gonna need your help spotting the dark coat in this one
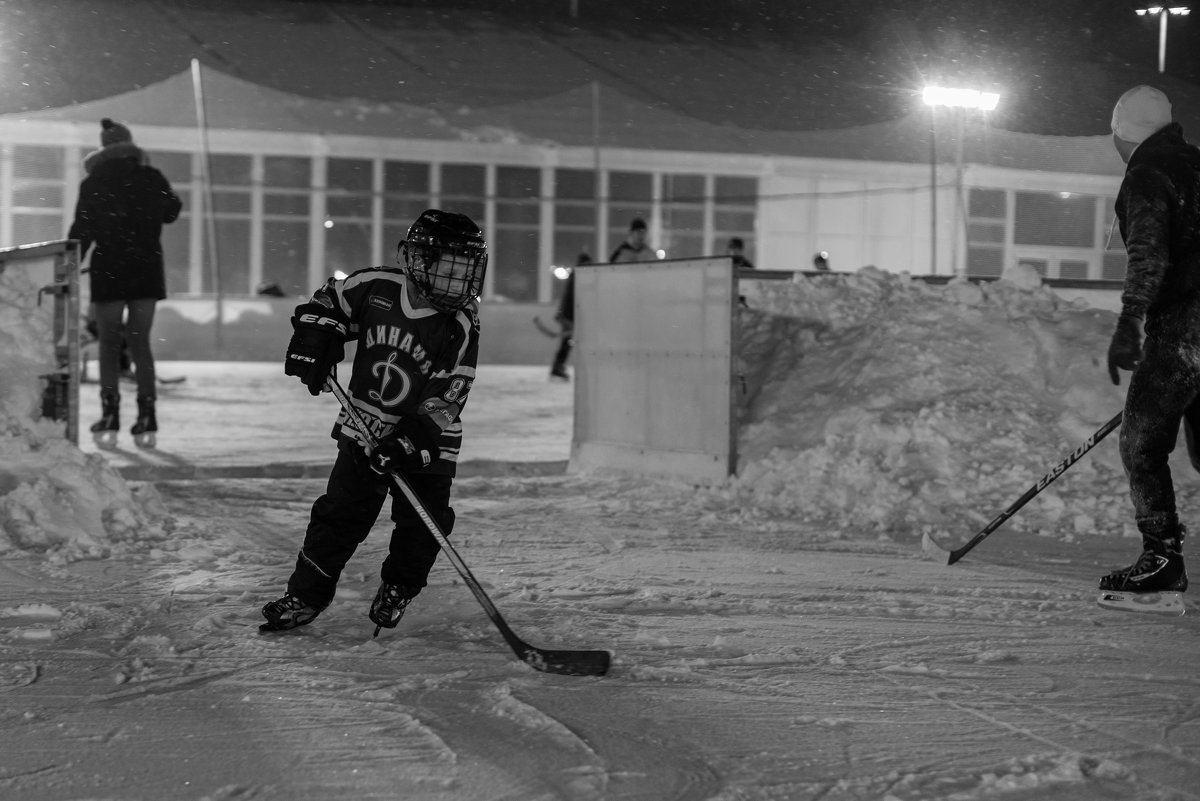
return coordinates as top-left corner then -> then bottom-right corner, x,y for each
68,144 -> 182,303
556,270 -> 575,324
1115,122 -> 1200,334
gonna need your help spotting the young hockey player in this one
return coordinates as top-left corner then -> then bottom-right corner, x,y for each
1100,85 -> 1197,614
261,209 -> 487,633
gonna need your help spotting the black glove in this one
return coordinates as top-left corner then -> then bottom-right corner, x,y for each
1107,312 -> 1144,386
284,310 -> 345,396
368,418 -> 441,474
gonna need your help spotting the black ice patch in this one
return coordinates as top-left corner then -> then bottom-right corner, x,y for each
369,295 -> 394,311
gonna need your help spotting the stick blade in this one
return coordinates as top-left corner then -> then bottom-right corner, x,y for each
921,531 -> 953,565
521,647 -> 612,676
1096,590 -> 1186,616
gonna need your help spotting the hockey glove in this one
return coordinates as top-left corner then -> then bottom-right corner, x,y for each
1107,312 -> 1144,386
284,308 -> 346,396
368,418 -> 441,475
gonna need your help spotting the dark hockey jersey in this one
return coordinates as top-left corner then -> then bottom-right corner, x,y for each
307,266 -> 480,476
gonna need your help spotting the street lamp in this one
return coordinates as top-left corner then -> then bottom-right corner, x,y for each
922,85 -> 1001,275
1136,6 -> 1190,73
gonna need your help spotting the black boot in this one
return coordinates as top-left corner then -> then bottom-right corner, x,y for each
368,581 -> 418,636
130,394 -> 157,449
90,390 -> 119,448
1099,526 -> 1188,593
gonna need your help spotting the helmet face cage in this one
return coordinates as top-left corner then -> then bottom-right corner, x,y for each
397,210 -> 488,312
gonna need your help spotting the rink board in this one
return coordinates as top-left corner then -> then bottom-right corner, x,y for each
0,239 -> 81,443
571,257 -> 736,482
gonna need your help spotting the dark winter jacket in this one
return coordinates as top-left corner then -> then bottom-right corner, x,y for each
556,270 -> 575,324
1114,123 -> 1200,335
68,143 -> 182,303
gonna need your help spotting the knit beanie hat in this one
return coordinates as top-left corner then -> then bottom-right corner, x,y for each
1111,86 -> 1172,144
100,118 -> 133,148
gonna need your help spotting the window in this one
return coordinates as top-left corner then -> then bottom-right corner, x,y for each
553,168 -> 596,269
966,188 -> 1006,277
714,175 -> 758,263
439,163 -> 484,224
493,166 -> 540,301
149,150 -> 194,296
325,158 -> 373,277
9,145 -> 65,249
1014,192 -> 1094,247
262,156 -> 310,295
196,154 -> 254,295
606,171 -> 651,258
1101,198 -> 1126,280
661,173 -> 705,260
384,161 -> 430,253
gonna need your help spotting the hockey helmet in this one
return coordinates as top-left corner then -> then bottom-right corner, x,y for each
397,209 -> 488,312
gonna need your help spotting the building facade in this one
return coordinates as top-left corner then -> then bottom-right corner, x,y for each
0,67 -> 1128,360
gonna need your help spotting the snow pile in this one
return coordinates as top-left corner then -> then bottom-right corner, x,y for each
720,266 -> 1135,542
0,263 -> 172,561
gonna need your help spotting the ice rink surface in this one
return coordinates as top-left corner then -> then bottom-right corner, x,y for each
2,361 -> 1197,801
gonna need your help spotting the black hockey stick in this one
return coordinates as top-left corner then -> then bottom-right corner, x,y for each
326,376 -> 611,677
532,316 -> 560,339
923,411 -> 1122,565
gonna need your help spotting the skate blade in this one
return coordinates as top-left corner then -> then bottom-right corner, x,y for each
1096,590 -> 1186,616
133,432 -> 157,449
93,431 -> 118,450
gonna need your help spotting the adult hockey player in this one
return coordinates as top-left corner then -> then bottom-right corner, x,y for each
1101,85 -> 1198,612
262,209 -> 487,633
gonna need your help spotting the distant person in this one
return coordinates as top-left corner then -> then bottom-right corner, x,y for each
262,209 -> 488,635
69,118 -> 181,450
726,237 -> 755,308
609,217 -> 655,263
726,237 -> 755,270
1101,84 -> 1198,611
812,251 -> 830,271
550,252 -> 589,381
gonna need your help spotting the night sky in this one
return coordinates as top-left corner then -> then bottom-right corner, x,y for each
2,0 -> 1198,136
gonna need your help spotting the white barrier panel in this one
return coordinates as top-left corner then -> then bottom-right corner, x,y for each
571,257 -> 736,482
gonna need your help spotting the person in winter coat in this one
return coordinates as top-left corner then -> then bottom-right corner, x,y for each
608,217 -> 656,263
549,252 -> 589,380
68,118 -> 182,449
1101,85 -> 1198,607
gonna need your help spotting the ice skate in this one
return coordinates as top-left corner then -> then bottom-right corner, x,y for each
549,366 -> 570,382
1096,529 -> 1188,616
90,390 -> 119,449
260,593 -> 322,632
368,581 -> 416,636
130,394 -> 157,449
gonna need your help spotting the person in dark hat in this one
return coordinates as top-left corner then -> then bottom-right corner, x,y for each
726,237 -> 755,270
69,118 -> 182,450
608,216 -> 655,263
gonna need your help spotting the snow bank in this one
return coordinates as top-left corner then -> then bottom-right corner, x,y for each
721,266 -> 1134,541
0,263 -> 172,561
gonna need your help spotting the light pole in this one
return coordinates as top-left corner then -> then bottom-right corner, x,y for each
1136,6 -> 1190,73
922,86 -> 1001,275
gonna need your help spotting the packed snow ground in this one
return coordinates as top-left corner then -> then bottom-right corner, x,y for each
2,266 -> 1199,801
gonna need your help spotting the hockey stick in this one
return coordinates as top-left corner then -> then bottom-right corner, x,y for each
532,316 -> 561,339
923,411 -> 1122,565
325,376 -> 611,677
